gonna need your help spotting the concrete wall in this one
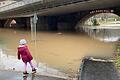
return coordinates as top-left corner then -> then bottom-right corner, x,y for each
79,58 -> 119,80
57,22 -> 74,31
47,16 -> 58,31
36,15 -> 77,31
0,20 -> 6,28
37,17 -> 48,31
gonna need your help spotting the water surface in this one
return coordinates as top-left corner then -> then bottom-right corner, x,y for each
0,28 -> 115,73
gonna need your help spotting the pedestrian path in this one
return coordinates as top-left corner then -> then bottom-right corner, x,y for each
0,70 -> 67,80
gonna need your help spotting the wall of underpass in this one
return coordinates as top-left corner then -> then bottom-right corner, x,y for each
36,13 -> 79,31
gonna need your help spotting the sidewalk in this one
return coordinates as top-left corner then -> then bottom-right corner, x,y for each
0,70 -> 67,80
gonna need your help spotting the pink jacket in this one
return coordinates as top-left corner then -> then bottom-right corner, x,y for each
17,45 -> 33,63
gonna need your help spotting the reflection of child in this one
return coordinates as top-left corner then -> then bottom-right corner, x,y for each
17,39 -> 36,74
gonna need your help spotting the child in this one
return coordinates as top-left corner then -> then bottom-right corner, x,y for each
17,39 -> 36,74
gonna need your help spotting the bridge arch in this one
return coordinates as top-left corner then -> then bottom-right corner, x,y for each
4,18 -> 15,28
76,9 -> 119,30
75,10 -> 120,42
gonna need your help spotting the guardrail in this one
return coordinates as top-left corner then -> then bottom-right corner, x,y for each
0,0 -> 90,13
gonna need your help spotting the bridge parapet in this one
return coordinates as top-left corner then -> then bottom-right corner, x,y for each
0,0 -> 90,13
0,0 -> 43,12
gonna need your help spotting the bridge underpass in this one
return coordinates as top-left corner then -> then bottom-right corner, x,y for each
0,0 -> 120,17
0,0 -> 120,80
0,0 -> 120,31
1,11 -> 120,32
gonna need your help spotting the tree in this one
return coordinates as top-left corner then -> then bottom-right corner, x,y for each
92,19 -> 99,26
114,41 -> 120,72
115,42 -> 120,55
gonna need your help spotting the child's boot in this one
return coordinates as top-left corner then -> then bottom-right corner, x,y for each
32,68 -> 36,73
23,71 -> 28,74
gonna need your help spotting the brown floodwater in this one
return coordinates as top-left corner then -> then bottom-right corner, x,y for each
0,28 -> 115,74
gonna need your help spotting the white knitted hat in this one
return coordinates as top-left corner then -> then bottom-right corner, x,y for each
19,39 -> 27,45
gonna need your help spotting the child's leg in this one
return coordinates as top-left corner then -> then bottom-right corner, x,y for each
29,61 -> 36,73
24,62 -> 27,73
29,61 -> 35,70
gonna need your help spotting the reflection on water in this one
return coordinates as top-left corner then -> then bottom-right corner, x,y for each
83,26 -> 120,42
0,28 -> 115,74
96,29 -> 120,42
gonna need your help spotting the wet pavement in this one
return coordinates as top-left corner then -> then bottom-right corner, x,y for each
0,70 -> 67,80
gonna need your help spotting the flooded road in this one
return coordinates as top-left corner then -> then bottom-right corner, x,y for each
0,28 -> 115,73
